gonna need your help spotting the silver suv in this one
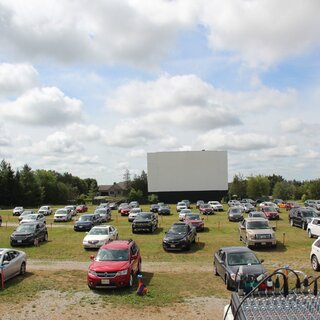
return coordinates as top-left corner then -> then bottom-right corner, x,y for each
239,218 -> 277,248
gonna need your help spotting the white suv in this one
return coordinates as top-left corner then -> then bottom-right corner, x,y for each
310,238 -> 320,271
208,201 -> 224,211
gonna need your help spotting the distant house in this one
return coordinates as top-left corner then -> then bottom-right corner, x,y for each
98,182 -> 128,197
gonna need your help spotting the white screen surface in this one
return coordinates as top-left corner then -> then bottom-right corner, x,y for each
147,151 -> 228,192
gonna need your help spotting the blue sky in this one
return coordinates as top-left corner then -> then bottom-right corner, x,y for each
0,0 -> 319,184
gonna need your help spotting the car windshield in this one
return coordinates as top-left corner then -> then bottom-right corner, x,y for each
247,221 -> 270,229
135,213 -> 153,220
40,206 -> 48,210
89,228 -> 109,235
251,213 -> 265,218
95,209 -> 106,214
96,248 -> 129,261
56,210 -> 67,214
168,224 -> 188,234
227,252 -> 261,266
202,204 -> 210,208
230,208 -> 241,214
79,215 -> 92,222
24,214 -> 37,220
302,211 -> 316,217
185,214 -> 200,220
16,224 -> 36,232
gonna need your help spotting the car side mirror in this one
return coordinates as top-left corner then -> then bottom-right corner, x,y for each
260,259 -> 265,263
90,255 -> 95,260
272,226 -> 277,231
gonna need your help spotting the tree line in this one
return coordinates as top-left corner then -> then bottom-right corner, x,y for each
229,173 -> 320,201
0,160 -> 98,208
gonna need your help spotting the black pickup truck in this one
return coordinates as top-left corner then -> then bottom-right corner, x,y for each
132,212 -> 158,233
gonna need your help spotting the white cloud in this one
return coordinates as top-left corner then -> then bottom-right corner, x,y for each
280,117 -> 303,133
0,63 -> 38,96
200,0 -> 320,68
305,150 -> 319,159
0,87 -> 83,126
196,130 -> 276,151
66,123 -> 103,141
129,149 -> 146,158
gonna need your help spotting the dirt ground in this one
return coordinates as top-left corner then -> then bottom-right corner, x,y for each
0,260 -> 229,320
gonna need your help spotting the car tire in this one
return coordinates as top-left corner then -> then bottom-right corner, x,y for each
44,233 -> 48,242
214,263 -> 219,276
302,222 -> 306,230
290,219 -> 294,227
185,242 -> 191,251
20,262 -> 26,275
311,255 -> 320,271
132,229 -> 136,234
308,229 -> 313,238
225,274 -> 232,290
129,272 -> 134,287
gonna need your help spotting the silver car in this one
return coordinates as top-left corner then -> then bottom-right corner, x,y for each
0,248 -> 27,282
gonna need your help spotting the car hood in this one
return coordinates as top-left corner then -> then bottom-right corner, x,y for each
12,231 -> 35,236
83,235 -> 110,242
229,264 -> 267,276
89,260 -> 130,272
164,233 -> 187,241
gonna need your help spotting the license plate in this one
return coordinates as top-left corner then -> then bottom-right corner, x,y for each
101,279 -> 110,284
261,242 -> 266,245
18,240 -> 22,243
79,226 -> 83,228
170,244 -> 176,248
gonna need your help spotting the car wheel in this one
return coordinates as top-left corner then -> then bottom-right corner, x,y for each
132,229 -> 136,234
290,219 -> 294,226
225,274 -> 232,290
44,233 -> 48,242
185,242 -> 191,251
214,263 -> 219,276
129,272 -> 134,287
302,222 -> 306,230
192,236 -> 196,243
311,255 -> 320,271
116,234 -> 119,240
308,229 -> 313,238
20,262 -> 26,275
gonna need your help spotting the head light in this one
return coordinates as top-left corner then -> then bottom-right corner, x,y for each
116,269 -> 128,276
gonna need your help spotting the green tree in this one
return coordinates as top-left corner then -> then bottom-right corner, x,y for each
272,181 -> 295,200
247,175 -> 270,200
123,169 -> 131,190
0,160 -> 17,206
128,188 -> 143,202
130,170 -> 148,197
229,173 -> 247,199
267,174 -> 284,195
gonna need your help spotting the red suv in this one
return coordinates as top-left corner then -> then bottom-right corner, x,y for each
87,239 -> 141,289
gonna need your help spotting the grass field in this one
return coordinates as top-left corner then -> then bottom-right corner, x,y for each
0,203 -> 317,306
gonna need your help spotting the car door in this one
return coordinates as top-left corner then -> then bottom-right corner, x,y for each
215,250 -> 226,277
296,211 -> 302,227
109,226 -> 116,239
1,252 -> 13,280
130,243 -> 139,273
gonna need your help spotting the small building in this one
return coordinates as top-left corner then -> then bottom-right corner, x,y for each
98,182 -> 128,197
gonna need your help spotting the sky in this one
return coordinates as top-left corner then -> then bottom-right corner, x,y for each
0,0 -> 320,185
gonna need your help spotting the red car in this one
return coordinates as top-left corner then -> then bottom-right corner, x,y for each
120,206 -> 131,216
260,206 -> 279,220
184,213 -> 204,231
76,204 -> 88,213
87,239 -> 141,289
199,204 -> 214,215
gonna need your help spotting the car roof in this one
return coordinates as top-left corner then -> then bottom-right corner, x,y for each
101,239 -> 133,249
245,217 -> 268,222
219,246 -> 254,253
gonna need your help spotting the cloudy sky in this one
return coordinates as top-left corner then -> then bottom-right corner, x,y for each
0,0 -> 319,184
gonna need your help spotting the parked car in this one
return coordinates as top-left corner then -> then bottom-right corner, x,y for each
87,239 -> 141,289
54,208 -> 72,222
10,222 -> 48,246
248,211 -> 267,219
82,225 -> 118,249
228,200 -> 241,207
18,210 -> 36,222
239,218 -> 277,248
181,200 -> 191,208
199,203 -> 214,215
65,205 -> 77,216
118,203 -> 129,213
108,202 -> 118,210
20,213 -> 46,224
184,213 -> 204,231
289,207 -> 318,230
307,218 -> 320,238
76,204 -> 88,213
208,201 -> 224,212
176,202 -> 187,212
305,199 -> 317,208
13,207 -> 24,216
0,248 -> 27,282
120,205 -> 131,216
241,198 -> 256,206
162,222 -> 196,251
285,201 -> 300,211
260,206 -> 279,220
196,200 -> 204,209
132,212 -> 158,233
129,201 -> 139,208
227,207 -> 243,222
213,246 -> 267,290
179,208 -> 192,221
38,205 -> 52,216
158,204 -> 171,215
311,238 -> 320,271
94,208 -> 111,223
128,208 -> 142,222
274,199 -> 286,208
150,204 -> 160,213
259,202 -> 280,213
242,203 -> 255,213
74,214 -> 99,231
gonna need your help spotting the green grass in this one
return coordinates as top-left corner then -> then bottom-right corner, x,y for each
0,202 -> 317,306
